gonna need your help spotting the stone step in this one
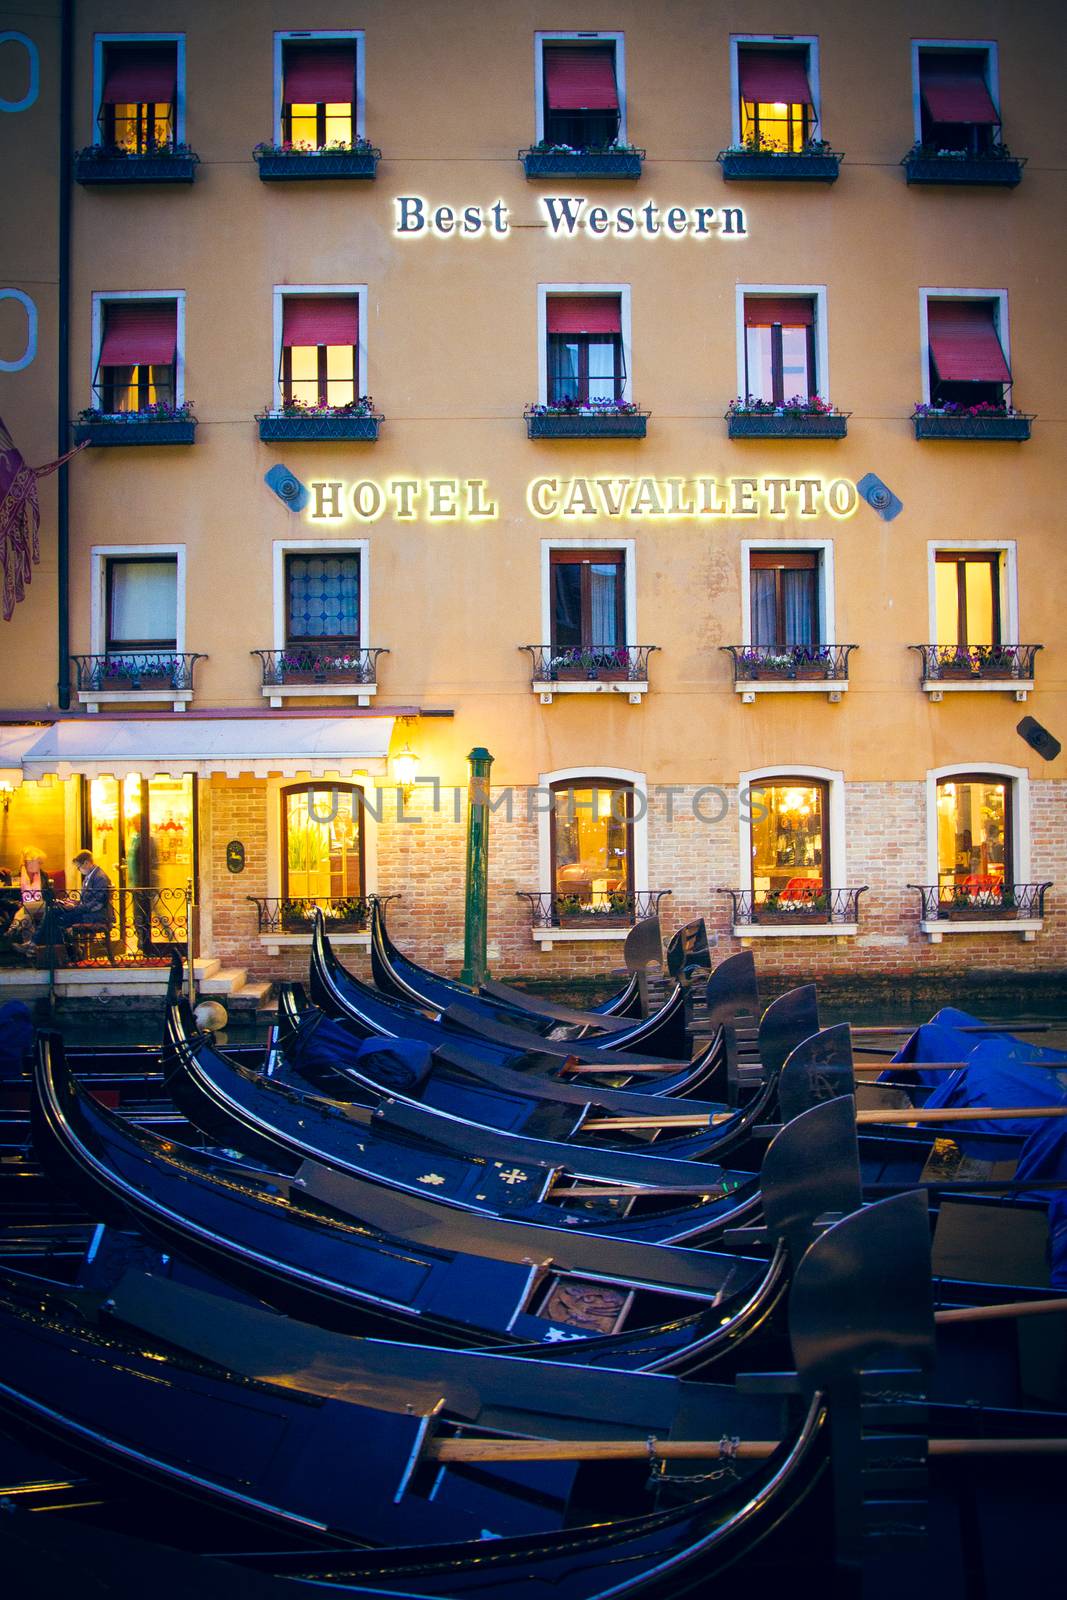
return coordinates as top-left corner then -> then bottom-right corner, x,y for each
198,967 -> 247,996
237,979 -> 274,1006
193,957 -> 222,981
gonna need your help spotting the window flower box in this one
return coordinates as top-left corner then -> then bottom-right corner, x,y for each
718,145 -> 842,183
257,403 -> 383,442
726,398 -> 849,439
520,144 -> 644,179
902,144 -> 1025,188
912,405 -> 1032,442
755,904 -> 829,924
73,402 -> 197,447
74,145 -> 200,185
253,140 -> 381,181
944,901 -> 1018,921
525,402 -> 649,439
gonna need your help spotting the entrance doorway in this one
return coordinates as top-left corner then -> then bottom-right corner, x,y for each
83,773 -> 197,953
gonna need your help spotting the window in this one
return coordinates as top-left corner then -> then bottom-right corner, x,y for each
737,44 -> 815,150
280,295 -> 358,408
935,552 -> 1001,646
550,780 -> 633,907
105,556 -> 178,649
750,780 -> 829,897
750,551 -> 819,647
285,553 -> 360,644
550,550 -> 624,651
95,299 -> 177,413
918,47 -> 999,153
744,296 -> 815,404
282,37 -> 357,148
547,296 -> 624,404
542,41 -> 620,148
925,297 -> 1011,408
936,776 -> 1010,890
282,783 -> 364,900
98,40 -> 177,152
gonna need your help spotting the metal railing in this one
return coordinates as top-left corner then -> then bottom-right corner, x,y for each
719,887 -> 868,926
70,651 -> 206,692
909,882 -> 1051,922
0,885 -> 190,971
518,889 -> 671,929
252,647 -> 388,688
520,645 -> 658,683
248,896 -> 374,935
909,644 -> 1042,683
721,644 -> 857,682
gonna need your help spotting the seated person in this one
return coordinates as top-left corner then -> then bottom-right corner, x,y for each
35,850 -> 114,944
10,847 -> 50,944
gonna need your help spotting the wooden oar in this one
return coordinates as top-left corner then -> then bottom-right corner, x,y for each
427,1434 -> 1067,1466
582,1105 -> 1067,1133
562,1062 -> 684,1075
935,1297 -> 1067,1326
551,1182 -> 730,1200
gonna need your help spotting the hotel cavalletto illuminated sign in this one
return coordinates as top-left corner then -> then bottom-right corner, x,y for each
307,476 -> 860,525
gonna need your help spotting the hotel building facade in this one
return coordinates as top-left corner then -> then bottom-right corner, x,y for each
0,0 -> 1064,1002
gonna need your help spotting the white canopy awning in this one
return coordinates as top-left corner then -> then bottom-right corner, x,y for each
0,724 -> 51,786
19,717 -> 396,780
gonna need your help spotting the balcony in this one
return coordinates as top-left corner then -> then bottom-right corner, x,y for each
726,407 -> 849,440
520,645 -> 658,705
717,147 -> 842,183
71,652 -> 206,713
911,644 -> 1041,703
249,896 -> 373,955
719,886 -> 867,938
722,644 -> 857,704
901,145 -> 1025,187
257,409 -> 383,443
519,889 -> 671,949
74,145 -> 200,184
253,647 -> 388,709
525,405 -> 649,440
72,411 -> 197,447
910,882 -> 1051,943
912,408 -> 1033,442
520,145 -> 644,179
253,143 -> 381,181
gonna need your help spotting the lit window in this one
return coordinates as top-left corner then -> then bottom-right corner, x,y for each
95,300 -> 177,413
744,297 -> 815,404
282,40 -> 356,148
542,43 -> 620,149
919,49 -> 999,154
750,780 -> 828,897
282,783 -> 364,900
935,553 -> 1000,647
738,46 -> 815,152
547,296 -> 624,405
936,777 -> 1010,890
98,42 -> 177,152
280,296 -> 359,408
551,781 -> 633,908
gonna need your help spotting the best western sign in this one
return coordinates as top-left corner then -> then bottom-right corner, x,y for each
394,196 -> 747,239
308,476 -> 858,524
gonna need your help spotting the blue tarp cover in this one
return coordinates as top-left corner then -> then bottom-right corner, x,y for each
289,1012 -> 433,1095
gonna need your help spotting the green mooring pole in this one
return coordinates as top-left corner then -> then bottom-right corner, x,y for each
461,747 -> 494,987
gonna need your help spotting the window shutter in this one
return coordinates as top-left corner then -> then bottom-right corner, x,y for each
99,302 -> 178,366
283,44 -> 357,104
544,46 -> 619,111
282,296 -> 359,347
737,49 -> 813,106
743,297 -> 815,328
101,46 -> 178,104
920,53 -> 999,124
546,295 -> 622,334
928,301 -> 1011,383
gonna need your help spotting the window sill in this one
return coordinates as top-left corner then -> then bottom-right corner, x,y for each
80,689 -> 193,713
258,931 -> 370,956
733,922 -> 858,940
736,680 -> 848,704
261,682 -> 378,709
920,919 -> 1043,943
532,927 -> 631,949
922,678 -> 1033,703
533,679 -> 648,705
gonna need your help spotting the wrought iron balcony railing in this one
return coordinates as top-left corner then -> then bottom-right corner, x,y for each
519,889 -> 671,930
2,885 -> 190,969
717,148 -> 843,182
909,882 -> 1051,923
248,896 -> 374,935
911,410 -> 1033,442
521,645 -> 658,684
722,644 -> 857,682
910,644 -> 1042,683
253,647 -> 388,689
901,147 -> 1025,187
520,146 -> 645,179
719,887 -> 868,927
71,652 -> 206,692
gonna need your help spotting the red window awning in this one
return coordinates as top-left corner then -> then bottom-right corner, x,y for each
928,300 -> 1011,382
544,46 -> 618,111
738,48 -> 813,107
282,296 -> 359,347
744,296 -> 815,327
99,302 -> 177,366
546,296 -> 622,335
101,46 -> 177,104
920,54 -> 999,124
283,44 -> 357,104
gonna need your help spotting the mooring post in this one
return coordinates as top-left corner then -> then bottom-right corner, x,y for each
461,747 -> 493,987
